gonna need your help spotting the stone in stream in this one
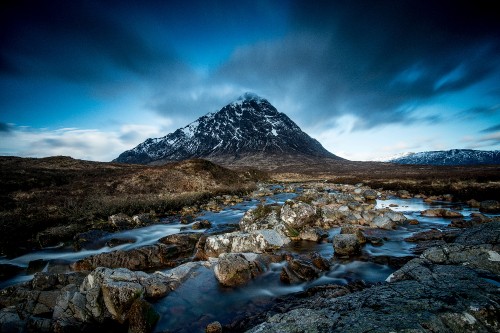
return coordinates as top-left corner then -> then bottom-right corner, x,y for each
204,230 -> 289,258
192,219 -> 212,230
333,234 -> 361,256
298,226 -> 328,242
213,253 -> 261,287
108,213 -> 137,229
72,240 -> 198,271
280,200 -> 317,229
480,200 -> 500,213
421,208 -> 463,218
362,189 -> 377,200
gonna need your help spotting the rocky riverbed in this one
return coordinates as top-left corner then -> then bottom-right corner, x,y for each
1,183 -> 499,333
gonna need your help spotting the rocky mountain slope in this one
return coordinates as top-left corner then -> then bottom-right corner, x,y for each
114,93 -> 342,166
389,149 -> 500,166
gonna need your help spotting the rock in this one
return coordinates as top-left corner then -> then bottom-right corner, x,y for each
192,220 -> 212,230
454,221 -> 500,245
248,259 -> 500,333
73,229 -> 111,250
466,199 -> 481,208
371,215 -> 395,230
27,259 -> 48,274
101,280 -> 144,323
106,238 -> 135,248
340,225 -> 366,244
132,213 -> 157,225
240,204 -> 287,236
0,306 -> 24,333
204,230 -> 289,257
421,208 -> 464,218
333,234 -> 360,256
286,259 -> 321,281
397,190 -> 412,198
362,189 -> 377,200
214,253 -> 263,287
108,213 -> 136,229
298,227 -> 328,242
206,321 -> 222,333
127,298 -> 159,333
35,224 -> 83,248
158,232 -> 201,250
280,200 -> 317,229
408,219 -> 419,225
480,200 -> 500,213
72,242 -> 194,271
422,244 -> 500,274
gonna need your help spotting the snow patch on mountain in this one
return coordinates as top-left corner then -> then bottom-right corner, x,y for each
388,149 -> 500,165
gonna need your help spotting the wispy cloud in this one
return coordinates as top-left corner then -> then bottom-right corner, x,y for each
0,124 -> 163,161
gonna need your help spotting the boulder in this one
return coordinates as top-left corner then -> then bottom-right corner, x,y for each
362,189 -> 377,200
101,280 -> 144,323
240,204 -> 288,236
333,234 -> 361,256
206,321 -> 222,333
397,190 -> 412,198
480,200 -> 500,213
204,230 -> 289,257
214,253 -> 260,287
127,298 -> 159,333
132,213 -> 157,225
298,227 -> 328,242
467,199 -> 481,208
340,225 -> 366,244
108,213 -> 137,229
192,220 -> 212,230
73,229 -> 111,250
280,200 -> 317,229
421,209 -> 463,218
72,242 -> 194,271
371,215 -> 394,230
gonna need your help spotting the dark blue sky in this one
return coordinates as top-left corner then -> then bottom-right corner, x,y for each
1,0 -> 499,160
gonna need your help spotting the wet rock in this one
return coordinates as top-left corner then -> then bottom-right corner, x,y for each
192,219 -> 212,230
204,230 -> 289,257
333,234 -> 360,256
467,199 -> 481,208
36,224 -> 84,248
298,226 -> 328,242
73,229 -> 111,250
72,242 -> 194,271
408,219 -> 419,225
280,200 -> 317,229
286,259 -> 321,281
240,204 -> 287,236
159,232 -> 201,250
127,298 -> 160,333
206,321 -> 222,333
214,253 -> 258,287
480,200 -> 500,213
108,213 -> 137,229
181,205 -> 199,216
27,259 -> 48,274
397,190 -> 412,198
132,213 -> 157,225
0,306 -> 24,333
310,252 -> 331,271
249,259 -> 500,333
362,189 -> 377,200
421,208 -> 463,218
405,229 -> 446,242
454,221 -> 500,245
422,244 -> 500,274
371,215 -> 394,230
340,225 -> 366,244
101,280 -> 144,323
106,238 -> 135,248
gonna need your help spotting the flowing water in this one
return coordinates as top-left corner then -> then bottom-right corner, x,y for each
0,188 -> 497,332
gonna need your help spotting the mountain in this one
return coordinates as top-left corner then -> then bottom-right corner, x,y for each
388,149 -> 500,165
114,93 -> 342,167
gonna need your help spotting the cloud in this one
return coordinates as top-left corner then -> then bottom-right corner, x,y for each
0,124 -> 163,161
481,123 -> 500,133
462,131 -> 500,149
0,122 -> 12,132
0,0 -> 181,83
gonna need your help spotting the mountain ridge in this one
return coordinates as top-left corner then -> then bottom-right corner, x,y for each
114,93 -> 342,166
388,149 -> 500,165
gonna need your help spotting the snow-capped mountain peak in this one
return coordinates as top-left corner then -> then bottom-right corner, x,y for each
114,93 -> 341,164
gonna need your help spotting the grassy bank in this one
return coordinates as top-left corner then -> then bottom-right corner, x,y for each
0,156 -> 261,256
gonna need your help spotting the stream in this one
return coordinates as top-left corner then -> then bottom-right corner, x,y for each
0,186 -> 498,332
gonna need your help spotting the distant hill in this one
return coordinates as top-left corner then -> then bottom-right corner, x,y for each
114,92 -> 343,167
388,149 -> 500,165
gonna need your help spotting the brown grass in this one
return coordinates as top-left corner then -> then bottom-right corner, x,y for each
0,156 -> 261,255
